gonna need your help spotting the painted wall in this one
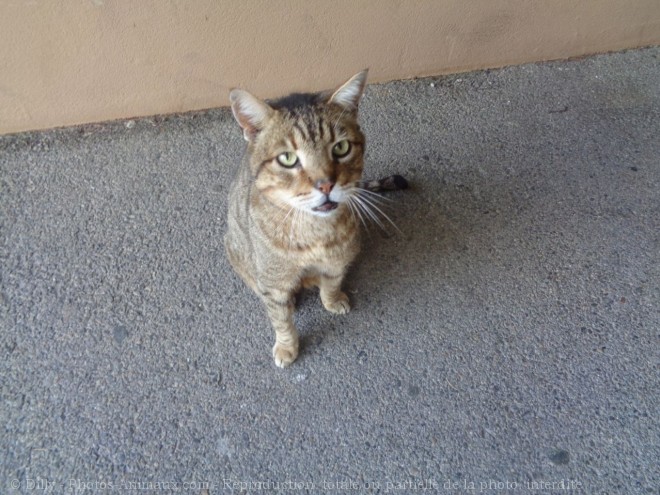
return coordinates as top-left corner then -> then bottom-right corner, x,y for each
1,0 -> 659,134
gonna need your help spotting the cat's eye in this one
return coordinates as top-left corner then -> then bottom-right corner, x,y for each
276,152 -> 298,167
332,140 -> 351,158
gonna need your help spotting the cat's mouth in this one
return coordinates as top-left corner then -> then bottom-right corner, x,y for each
312,200 -> 338,213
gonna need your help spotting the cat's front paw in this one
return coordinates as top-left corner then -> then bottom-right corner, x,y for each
322,292 -> 351,315
273,342 -> 299,368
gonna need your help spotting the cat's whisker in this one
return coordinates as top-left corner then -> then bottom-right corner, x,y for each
267,196 -> 296,232
353,199 -> 372,232
277,204 -> 296,232
361,196 -> 403,234
353,194 -> 402,235
348,202 -> 359,227
356,187 -> 393,203
347,197 -> 368,230
356,189 -> 395,214
352,195 -> 387,231
344,198 -> 356,224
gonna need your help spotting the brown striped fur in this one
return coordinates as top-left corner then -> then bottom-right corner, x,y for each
225,70 -> 403,367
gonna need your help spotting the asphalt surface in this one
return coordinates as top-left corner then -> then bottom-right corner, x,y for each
1,47 -> 659,494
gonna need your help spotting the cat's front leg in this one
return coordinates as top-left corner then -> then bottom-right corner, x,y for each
319,271 -> 351,315
260,287 -> 299,367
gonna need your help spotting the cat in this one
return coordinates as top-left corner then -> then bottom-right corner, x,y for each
225,70 -> 407,367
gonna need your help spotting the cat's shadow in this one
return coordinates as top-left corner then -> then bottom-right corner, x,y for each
338,170 -> 532,308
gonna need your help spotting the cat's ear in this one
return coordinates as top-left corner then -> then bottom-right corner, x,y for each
229,89 -> 274,141
328,69 -> 368,110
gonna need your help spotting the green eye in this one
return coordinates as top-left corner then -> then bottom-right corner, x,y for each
276,151 -> 298,167
332,140 -> 351,158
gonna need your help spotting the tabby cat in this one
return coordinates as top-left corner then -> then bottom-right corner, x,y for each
225,70 -> 406,367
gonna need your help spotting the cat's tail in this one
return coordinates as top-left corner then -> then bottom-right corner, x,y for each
358,174 -> 409,192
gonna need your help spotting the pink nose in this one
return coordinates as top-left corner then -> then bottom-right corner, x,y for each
316,180 -> 335,195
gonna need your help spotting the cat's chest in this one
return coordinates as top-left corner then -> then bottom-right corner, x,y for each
255,213 -> 360,267
295,232 -> 360,268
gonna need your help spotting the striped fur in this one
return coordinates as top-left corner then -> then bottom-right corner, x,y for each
225,70 -> 406,367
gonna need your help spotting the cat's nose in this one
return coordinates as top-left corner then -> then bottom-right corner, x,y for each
315,180 -> 335,195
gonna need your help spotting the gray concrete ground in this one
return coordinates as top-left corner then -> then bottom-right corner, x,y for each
1,47 -> 659,494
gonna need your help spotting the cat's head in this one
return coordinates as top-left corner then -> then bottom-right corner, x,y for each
230,70 -> 368,217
